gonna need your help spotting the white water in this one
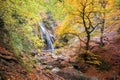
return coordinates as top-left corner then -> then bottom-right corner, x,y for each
39,22 -> 55,51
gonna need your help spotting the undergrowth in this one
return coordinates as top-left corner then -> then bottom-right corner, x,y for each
78,52 -> 101,66
77,52 -> 112,71
96,60 -> 111,71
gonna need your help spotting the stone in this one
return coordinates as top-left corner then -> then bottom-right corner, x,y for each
51,67 -> 61,73
90,77 -> 98,80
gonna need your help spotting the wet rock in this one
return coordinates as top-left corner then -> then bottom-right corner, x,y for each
46,65 -> 53,70
51,54 -> 58,59
51,67 -> 61,73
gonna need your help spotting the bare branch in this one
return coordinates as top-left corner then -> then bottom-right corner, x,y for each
90,22 -> 101,33
63,32 -> 86,44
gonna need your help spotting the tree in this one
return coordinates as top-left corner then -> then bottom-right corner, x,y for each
59,0 -> 101,51
115,0 -> 120,33
98,0 -> 115,46
98,0 -> 108,46
56,0 -> 118,50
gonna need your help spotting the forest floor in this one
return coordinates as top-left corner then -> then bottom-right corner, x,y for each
0,45 -> 65,80
0,33 -> 120,80
34,33 -> 120,80
37,32 -> 120,80
84,38 -> 120,80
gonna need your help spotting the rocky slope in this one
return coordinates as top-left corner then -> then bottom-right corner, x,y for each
0,46 -> 65,80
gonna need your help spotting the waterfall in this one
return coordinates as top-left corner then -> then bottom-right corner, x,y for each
39,22 -> 55,51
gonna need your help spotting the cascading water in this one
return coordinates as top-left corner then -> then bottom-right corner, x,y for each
39,22 -> 55,51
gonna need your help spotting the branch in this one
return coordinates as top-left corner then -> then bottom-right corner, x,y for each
62,32 -> 86,44
86,11 -> 93,29
86,1 -> 94,6
90,22 -> 101,33
86,12 -> 101,33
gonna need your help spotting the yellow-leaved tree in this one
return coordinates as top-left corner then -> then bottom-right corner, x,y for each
55,0 -> 102,51
96,0 -> 116,46
55,0 -> 117,50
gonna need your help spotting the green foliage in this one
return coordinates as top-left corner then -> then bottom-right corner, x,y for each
116,0 -> 120,6
20,53 -> 38,72
0,0 -> 44,52
10,32 -> 23,53
39,0 -> 66,20
0,0 -> 45,70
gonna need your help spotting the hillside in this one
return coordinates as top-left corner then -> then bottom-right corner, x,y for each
0,46 -> 65,80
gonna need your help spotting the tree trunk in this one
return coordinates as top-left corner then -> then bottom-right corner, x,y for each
100,17 -> 105,47
86,33 -> 90,51
100,25 -> 104,46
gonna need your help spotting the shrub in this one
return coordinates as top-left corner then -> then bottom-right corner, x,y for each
79,52 -> 101,66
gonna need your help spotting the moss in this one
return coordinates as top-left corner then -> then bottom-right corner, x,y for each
79,52 -> 101,66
